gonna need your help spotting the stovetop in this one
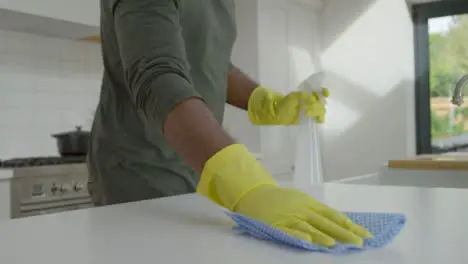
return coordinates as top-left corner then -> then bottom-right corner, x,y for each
0,156 -> 87,168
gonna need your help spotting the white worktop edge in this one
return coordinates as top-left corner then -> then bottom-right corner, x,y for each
0,169 -> 13,181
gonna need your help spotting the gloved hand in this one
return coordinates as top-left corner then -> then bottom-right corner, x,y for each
247,86 -> 330,125
234,185 -> 372,247
197,144 -> 372,247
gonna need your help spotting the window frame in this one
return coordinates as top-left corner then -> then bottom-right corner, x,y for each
413,0 -> 468,154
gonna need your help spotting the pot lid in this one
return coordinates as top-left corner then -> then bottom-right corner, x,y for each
51,126 -> 90,137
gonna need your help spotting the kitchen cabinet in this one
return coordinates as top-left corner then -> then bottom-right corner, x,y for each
224,0 -> 323,181
0,0 -> 98,39
222,0 -> 323,182
0,0 -> 98,26
257,0 -> 322,180
223,0 -> 262,155
0,172 -> 11,221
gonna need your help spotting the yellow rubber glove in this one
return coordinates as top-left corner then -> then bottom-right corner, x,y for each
197,144 -> 372,247
248,86 -> 330,125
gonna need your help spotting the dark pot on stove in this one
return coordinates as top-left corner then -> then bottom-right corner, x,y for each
52,126 -> 90,157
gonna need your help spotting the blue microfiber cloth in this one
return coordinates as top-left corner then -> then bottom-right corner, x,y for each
225,211 -> 406,254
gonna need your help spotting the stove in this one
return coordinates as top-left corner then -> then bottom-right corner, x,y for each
0,156 -> 87,168
2,156 -> 92,218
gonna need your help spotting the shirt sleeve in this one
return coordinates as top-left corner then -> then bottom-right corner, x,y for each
112,0 -> 201,131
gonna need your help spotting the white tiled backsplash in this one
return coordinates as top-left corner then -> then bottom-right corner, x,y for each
0,30 -> 103,159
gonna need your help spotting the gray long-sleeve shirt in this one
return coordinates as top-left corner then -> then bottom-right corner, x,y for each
88,0 -> 237,204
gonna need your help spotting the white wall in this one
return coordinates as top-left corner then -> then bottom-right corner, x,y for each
0,30 -> 102,159
223,0 -> 262,154
320,0 -> 416,181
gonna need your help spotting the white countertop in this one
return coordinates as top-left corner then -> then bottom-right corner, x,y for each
0,169 -> 12,181
0,183 -> 467,263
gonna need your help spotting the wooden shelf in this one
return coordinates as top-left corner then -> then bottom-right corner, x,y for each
388,154 -> 468,171
80,35 -> 101,43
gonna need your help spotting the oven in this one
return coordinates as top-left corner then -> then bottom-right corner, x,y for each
1,157 -> 93,219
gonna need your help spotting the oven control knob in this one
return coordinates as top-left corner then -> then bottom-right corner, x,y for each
51,183 -> 59,194
60,184 -> 70,193
73,183 -> 84,192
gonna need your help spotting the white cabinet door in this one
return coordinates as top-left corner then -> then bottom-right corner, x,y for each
223,0 -> 262,154
257,0 -> 321,179
0,180 -> 10,220
286,4 -> 321,88
285,3 -> 322,180
258,1 -> 292,177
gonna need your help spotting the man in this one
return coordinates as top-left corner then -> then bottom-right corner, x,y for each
88,0 -> 372,247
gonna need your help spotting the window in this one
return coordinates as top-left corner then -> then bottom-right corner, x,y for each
414,0 -> 468,154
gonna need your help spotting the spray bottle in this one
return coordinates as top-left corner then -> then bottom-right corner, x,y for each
293,71 -> 326,188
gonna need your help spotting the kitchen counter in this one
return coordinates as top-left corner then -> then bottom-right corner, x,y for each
0,169 -> 12,181
0,183 -> 467,263
337,152 -> 468,189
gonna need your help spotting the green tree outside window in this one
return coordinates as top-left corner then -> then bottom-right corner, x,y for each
429,15 -> 468,139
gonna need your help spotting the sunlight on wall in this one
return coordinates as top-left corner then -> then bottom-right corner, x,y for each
288,46 -> 318,89
288,45 -> 363,135
321,0 -> 411,97
323,98 -> 362,137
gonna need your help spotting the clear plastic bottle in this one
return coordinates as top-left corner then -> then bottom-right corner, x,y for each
293,72 -> 326,188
